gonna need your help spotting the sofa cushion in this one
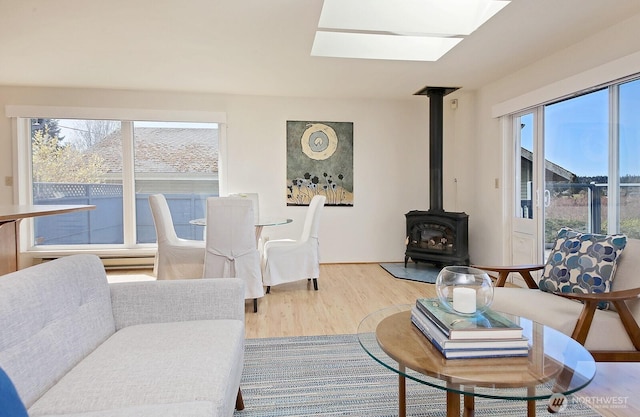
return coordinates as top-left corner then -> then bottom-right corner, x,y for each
607,238 -> 640,319
0,255 -> 116,409
492,287 -> 636,351
538,227 -> 627,309
28,320 -> 244,417
0,367 -> 28,417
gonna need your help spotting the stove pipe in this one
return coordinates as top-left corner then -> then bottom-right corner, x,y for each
415,86 -> 459,212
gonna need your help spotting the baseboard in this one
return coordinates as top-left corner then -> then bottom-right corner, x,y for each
33,254 -> 155,270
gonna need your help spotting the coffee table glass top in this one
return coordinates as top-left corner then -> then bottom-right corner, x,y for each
357,304 -> 596,401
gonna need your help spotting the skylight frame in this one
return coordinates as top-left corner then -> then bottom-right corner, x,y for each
312,0 -> 511,62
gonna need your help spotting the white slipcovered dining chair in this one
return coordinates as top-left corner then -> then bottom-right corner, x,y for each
228,192 -> 263,248
262,195 -> 326,293
203,197 -> 264,312
228,193 -> 260,224
149,194 -> 205,280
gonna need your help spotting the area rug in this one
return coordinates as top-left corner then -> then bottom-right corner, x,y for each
379,262 -> 441,284
234,334 -> 601,417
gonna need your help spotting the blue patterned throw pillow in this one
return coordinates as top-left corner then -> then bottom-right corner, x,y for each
538,227 -> 627,309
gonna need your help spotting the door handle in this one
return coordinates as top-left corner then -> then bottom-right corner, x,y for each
544,189 -> 551,208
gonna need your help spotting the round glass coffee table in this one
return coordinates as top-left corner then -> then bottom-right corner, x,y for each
357,305 -> 596,417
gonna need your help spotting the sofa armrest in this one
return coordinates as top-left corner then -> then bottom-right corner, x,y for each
555,287 -> 640,349
556,287 -> 640,303
109,278 -> 245,331
472,264 -> 544,288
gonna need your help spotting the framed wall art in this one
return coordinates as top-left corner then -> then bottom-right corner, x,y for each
286,120 -> 353,206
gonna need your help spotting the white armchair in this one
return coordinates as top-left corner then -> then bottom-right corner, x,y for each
149,194 -> 205,280
203,197 -> 264,312
262,195 -> 326,293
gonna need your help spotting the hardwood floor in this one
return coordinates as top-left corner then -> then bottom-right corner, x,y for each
108,263 -> 640,417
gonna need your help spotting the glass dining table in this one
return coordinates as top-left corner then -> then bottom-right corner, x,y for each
189,217 -> 293,243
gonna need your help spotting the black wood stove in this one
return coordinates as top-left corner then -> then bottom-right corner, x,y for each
405,87 -> 469,267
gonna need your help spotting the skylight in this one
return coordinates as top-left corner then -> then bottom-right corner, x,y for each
311,0 -> 511,62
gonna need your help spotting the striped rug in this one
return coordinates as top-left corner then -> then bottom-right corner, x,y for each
235,334 -> 601,417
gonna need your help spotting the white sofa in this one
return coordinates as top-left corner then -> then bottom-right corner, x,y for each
0,254 -> 245,416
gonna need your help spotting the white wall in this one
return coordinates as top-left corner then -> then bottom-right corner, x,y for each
0,86 -> 430,264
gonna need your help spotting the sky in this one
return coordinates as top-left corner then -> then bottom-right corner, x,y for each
522,79 -> 640,178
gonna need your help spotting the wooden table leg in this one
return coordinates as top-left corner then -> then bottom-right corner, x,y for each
527,386 -> 536,417
447,391 -> 461,417
398,372 -> 406,417
463,394 -> 475,417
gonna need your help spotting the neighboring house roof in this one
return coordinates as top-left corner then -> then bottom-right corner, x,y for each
521,148 -> 575,182
91,127 -> 218,173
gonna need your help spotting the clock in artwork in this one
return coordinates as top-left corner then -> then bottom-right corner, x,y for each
286,120 -> 353,206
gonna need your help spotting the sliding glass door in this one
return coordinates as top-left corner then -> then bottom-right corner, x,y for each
512,77 -> 640,263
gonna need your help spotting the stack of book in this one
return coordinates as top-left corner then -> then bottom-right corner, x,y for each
411,298 -> 530,359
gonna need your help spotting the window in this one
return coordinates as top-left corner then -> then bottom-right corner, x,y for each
618,79 -> 640,238
543,89 -> 609,243
20,115 -> 221,254
514,112 -> 535,219
132,121 -> 218,244
512,76 -> 640,256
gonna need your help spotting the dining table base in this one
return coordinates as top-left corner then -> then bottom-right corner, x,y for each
0,221 -> 18,275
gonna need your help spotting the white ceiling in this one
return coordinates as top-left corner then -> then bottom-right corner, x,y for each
0,0 -> 639,99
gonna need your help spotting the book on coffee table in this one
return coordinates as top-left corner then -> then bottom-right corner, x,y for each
415,298 -> 523,340
411,307 -> 529,359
